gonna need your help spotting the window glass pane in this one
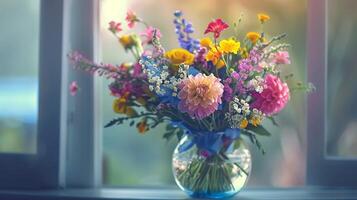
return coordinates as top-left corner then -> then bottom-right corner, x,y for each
327,0 -> 357,157
101,0 -> 306,187
0,0 -> 39,153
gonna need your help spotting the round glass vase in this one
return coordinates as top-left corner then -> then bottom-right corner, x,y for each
172,136 -> 252,199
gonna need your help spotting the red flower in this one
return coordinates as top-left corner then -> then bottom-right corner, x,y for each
204,18 -> 229,39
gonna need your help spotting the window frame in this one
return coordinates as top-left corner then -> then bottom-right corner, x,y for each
0,0 -> 101,189
62,0 -> 102,188
306,0 -> 357,186
2,0 -> 355,190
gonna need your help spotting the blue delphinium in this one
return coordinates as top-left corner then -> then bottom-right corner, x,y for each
173,10 -> 200,53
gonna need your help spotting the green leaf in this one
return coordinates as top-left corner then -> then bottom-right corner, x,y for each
104,118 -> 122,128
129,120 -> 135,126
267,116 -> 279,126
241,129 -> 266,154
233,138 -> 243,149
176,129 -> 184,141
163,131 -> 175,141
246,124 -> 271,136
165,124 -> 175,131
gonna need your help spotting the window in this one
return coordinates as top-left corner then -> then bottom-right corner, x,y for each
0,0 -> 356,193
0,0 -> 64,188
326,0 -> 357,157
0,0 -> 39,154
306,0 -> 357,186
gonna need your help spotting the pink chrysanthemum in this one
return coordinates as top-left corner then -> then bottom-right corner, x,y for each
251,74 -> 290,116
178,73 -> 224,119
273,51 -> 291,64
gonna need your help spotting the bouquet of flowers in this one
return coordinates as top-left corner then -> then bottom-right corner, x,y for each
69,10 -> 312,199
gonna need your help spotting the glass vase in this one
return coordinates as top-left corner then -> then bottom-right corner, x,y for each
172,136 -> 251,199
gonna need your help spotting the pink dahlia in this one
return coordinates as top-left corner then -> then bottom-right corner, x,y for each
178,73 -> 224,119
251,74 -> 290,116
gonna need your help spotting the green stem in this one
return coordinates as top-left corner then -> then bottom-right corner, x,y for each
176,155 -> 238,194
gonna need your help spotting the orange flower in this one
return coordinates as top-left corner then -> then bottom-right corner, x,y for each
137,119 -> 149,134
246,32 -> 261,44
240,118 -> 248,129
205,47 -> 225,69
258,13 -> 270,24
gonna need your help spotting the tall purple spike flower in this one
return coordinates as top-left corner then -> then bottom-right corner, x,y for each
173,10 -> 200,53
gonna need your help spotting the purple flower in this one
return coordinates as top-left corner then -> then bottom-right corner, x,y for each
223,78 -> 233,101
231,71 -> 240,80
173,11 -> 200,53
194,47 -> 208,68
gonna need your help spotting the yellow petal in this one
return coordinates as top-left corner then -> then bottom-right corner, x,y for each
200,37 -> 213,49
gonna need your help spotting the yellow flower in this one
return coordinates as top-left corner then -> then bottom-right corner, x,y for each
219,38 -> 240,54
137,119 -> 149,134
205,48 -> 219,63
246,32 -> 261,44
119,34 -> 138,50
205,47 -> 225,69
240,118 -> 248,129
113,97 -> 126,113
113,97 -> 136,117
258,13 -> 270,24
200,37 -> 213,49
215,60 -> 225,69
165,48 -> 195,66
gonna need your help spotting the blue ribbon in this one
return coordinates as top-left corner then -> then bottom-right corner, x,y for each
177,128 -> 241,154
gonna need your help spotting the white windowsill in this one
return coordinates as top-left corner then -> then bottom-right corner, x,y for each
0,187 -> 357,200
